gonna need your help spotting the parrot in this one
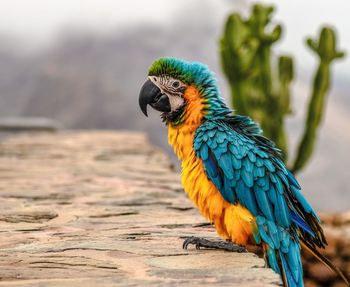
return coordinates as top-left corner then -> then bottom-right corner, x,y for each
138,57 -> 348,287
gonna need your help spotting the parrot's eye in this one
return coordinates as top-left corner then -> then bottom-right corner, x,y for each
172,80 -> 180,88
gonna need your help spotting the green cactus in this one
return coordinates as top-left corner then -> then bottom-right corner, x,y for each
220,3 -> 345,173
292,27 -> 345,172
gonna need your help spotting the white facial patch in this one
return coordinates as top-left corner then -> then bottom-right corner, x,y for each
168,95 -> 185,112
148,75 -> 186,112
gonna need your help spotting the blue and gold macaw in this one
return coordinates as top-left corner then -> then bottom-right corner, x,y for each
138,57 -> 348,287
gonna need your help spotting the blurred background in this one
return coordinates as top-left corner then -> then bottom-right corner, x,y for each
0,0 -> 349,211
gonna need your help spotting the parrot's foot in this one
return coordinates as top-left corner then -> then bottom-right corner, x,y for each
182,237 -> 247,253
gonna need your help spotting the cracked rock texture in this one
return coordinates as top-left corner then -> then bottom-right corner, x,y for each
0,131 -> 281,286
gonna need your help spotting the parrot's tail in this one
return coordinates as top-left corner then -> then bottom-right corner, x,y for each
264,240 -> 304,287
300,239 -> 349,286
264,239 -> 349,287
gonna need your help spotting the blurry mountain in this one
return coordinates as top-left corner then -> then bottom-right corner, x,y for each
0,4 -> 234,159
0,4 -> 349,211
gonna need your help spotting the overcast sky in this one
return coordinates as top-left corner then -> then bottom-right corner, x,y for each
0,0 -> 348,75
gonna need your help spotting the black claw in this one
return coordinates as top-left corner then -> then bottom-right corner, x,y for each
183,236 -> 195,250
182,236 -> 247,253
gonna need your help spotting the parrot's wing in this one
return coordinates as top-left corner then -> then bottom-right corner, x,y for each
194,119 -> 321,235
194,119 -> 326,286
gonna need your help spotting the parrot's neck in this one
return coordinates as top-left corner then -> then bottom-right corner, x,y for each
167,86 -> 205,160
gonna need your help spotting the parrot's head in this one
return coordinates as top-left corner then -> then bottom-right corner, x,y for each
139,57 -> 229,126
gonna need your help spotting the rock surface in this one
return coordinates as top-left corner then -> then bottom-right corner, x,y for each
0,131 -> 281,286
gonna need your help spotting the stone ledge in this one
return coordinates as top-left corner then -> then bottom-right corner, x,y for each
0,131 -> 280,286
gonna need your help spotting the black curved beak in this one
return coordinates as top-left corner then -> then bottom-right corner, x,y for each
139,79 -> 171,117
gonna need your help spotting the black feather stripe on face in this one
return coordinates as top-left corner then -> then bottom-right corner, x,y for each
161,105 -> 186,125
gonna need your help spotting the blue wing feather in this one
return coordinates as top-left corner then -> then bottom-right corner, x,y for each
194,119 -> 323,287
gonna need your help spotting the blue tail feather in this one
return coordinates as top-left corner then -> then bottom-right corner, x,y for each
290,211 -> 314,237
267,239 -> 303,287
